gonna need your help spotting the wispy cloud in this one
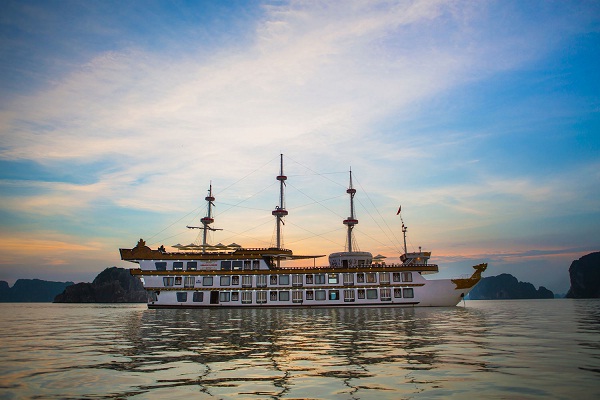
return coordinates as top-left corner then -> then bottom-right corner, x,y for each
4,0 -> 584,168
436,246 -> 597,263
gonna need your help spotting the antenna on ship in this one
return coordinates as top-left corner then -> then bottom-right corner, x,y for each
397,205 -> 408,256
272,154 -> 288,258
402,222 -> 408,256
343,168 -> 359,252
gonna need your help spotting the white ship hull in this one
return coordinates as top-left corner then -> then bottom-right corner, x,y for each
127,257 -> 486,309
139,282 -> 470,309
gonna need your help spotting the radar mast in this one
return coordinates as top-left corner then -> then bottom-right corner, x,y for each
271,154 -> 288,252
343,169 -> 358,252
201,183 -> 216,253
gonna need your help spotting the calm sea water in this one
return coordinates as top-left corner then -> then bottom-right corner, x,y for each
0,299 -> 598,399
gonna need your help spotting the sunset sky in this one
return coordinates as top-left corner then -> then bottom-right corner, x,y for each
1,0 -> 598,294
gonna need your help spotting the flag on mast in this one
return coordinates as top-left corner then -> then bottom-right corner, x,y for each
396,206 -> 401,215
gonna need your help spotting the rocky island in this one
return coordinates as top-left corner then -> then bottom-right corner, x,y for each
0,279 -> 74,302
467,273 -> 554,300
54,267 -> 147,303
566,252 -> 600,298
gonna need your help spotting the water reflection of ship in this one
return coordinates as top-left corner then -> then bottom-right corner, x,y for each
105,307 -> 489,398
120,154 -> 487,309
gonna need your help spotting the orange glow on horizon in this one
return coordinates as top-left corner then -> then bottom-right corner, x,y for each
0,234 -> 106,265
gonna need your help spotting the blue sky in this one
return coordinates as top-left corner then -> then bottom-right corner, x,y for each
0,0 -> 598,293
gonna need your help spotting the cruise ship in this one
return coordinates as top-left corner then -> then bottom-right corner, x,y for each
120,155 -> 487,308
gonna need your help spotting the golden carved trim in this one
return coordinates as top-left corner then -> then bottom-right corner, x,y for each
451,263 -> 488,289
129,265 -> 439,275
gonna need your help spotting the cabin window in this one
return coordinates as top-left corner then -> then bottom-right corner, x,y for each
270,275 -> 278,285
306,290 -> 314,300
328,290 -> 339,300
328,274 -> 338,284
184,277 -> 195,288
256,291 -> 267,304
357,289 -> 365,299
394,288 -> 402,298
379,272 -> 390,284
279,291 -> 290,301
221,261 -> 231,270
242,292 -> 252,304
155,262 -> 167,271
256,275 -> 267,287
292,274 -> 303,287
315,290 -> 326,301
202,276 -> 213,286
305,274 -> 314,284
356,273 -> 365,283
232,261 -> 243,270
270,291 -> 277,301
366,289 -> 378,299
403,288 -> 414,298
176,292 -> 187,302
344,289 -> 355,302
279,275 -> 290,285
173,262 -> 184,270
175,277 -> 182,285
244,260 -> 252,270
380,288 -> 391,301
193,291 -> 203,302
253,260 -> 260,270
402,272 -> 413,282
231,292 -> 239,302
292,290 -> 303,303
220,276 -> 230,286
242,275 -> 252,288
187,261 -> 197,271
315,274 -> 326,284
343,273 -> 354,285
163,277 -> 174,286
220,292 -> 230,302
232,276 -> 239,285
366,273 -> 377,283
392,272 -> 401,282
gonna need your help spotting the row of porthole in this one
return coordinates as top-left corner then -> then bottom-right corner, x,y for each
157,287 -> 416,303
159,272 -> 413,288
